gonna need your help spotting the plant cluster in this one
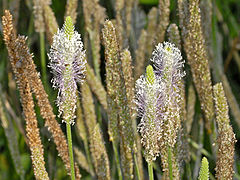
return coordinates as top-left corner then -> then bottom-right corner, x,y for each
0,0 -> 239,180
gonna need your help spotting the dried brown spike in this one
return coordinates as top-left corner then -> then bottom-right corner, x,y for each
220,74 -> 240,127
33,0 -> 45,33
2,10 -> 15,44
65,0 -> 78,24
115,0 -> 124,49
102,20 -> 121,142
121,49 -> 135,120
86,64 -> 107,111
74,147 -> 94,176
184,0 -> 214,133
167,23 -> 181,50
90,124 -> 111,180
75,99 -> 87,143
213,83 -> 236,180
160,146 -> 180,180
81,82 -> 97,136
178,0 -> 189,39
43,4 -> 58,44
82,0 -> 106,78
157,0 -> 170,43
186,84 -> 196,134
102,20 -> 134,179
146,7 -> 158,59
121,49 -> 142,178
200,0 -> 213,62
2,11 -> 49,178
135,29 -> 147,80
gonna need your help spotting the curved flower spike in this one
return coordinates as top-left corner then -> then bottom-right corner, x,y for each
48,16 -> 86,125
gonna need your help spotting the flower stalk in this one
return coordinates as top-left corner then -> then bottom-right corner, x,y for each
148,162 -> 154,180
135,42 -> 185,179
168,146 -> 173,180
67,121 -> 75,180
48,16 -> 86,180
40,32 -> 47,86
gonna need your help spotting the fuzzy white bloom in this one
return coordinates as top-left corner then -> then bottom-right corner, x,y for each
135,65 -> 166,162
151,42 -> 185,147
151,42 -> 185,87
135,42 -> 185,163
48,17 -> 86,125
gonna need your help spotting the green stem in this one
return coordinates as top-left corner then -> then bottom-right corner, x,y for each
112,141 -> 123,180
148,162 -> 154,180
27,15 -> 34,46
188,138 -> 211,158
134,153 -> 141,180
40,32 -> 47,86
186,163 -> 192,180
168,146 -> 173,180
66,123 -> 75,180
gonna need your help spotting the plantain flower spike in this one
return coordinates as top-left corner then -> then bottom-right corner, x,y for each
151,42 -> 185,148
135,65 -> 164,163
48,16 -> 86,125
213,83 -> 236,179
151,42 -> 185,90
136,42 -> 185,164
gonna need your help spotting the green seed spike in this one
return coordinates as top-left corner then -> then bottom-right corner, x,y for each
146,65 -> 155,85
198,157 -> 209,180
64,16 -> 74,40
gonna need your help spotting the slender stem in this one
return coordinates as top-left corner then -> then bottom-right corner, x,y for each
188,138 -> 211,158
27,15 -> 34,46
112,141 -> 123,180
66,123 -> 75,180
186,163 -> 192,180
134,153 -> 141,180
148,162 -> 154,180
40,32 -> 47,86
168,146 -> 173,180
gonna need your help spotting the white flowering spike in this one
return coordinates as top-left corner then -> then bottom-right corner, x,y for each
151,42 -> 185,87
48,16 -> 86,125
135,42 -> 185,164
135,65 -> 166,162
151,42 -> 185,147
